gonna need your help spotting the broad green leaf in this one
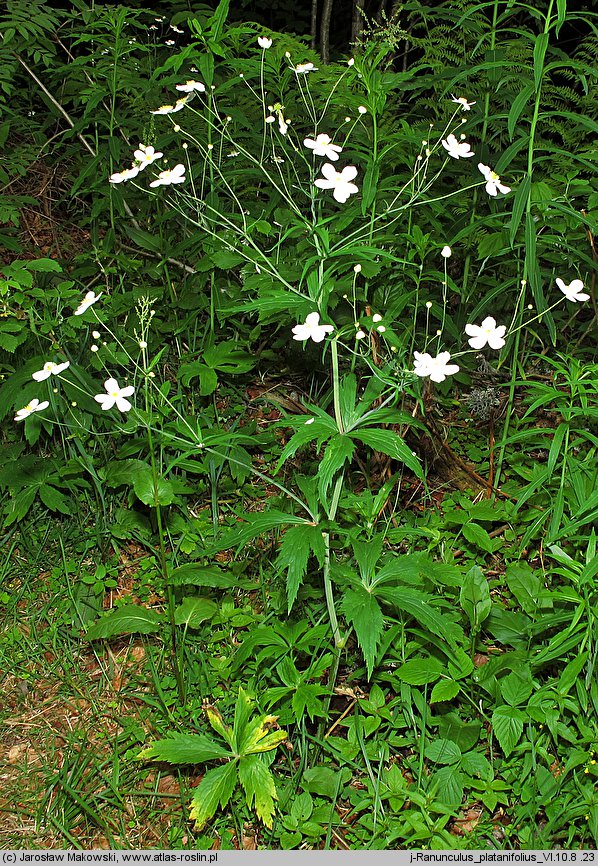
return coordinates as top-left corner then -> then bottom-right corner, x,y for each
199,366 -> 218,396
500,667 -> 533,707
303,766 -> 350,799
132,471 -> 175,507
396,657 -> 444,685
137,733 -> 230,764
202,342 -> 255,373
431,765 -> 464,807
460,751 -> 493,781
340,587 -> 384,680
460,566 -> 492,631
22,258 -> 62,272
351,428 -> 423,479
425,738 -> 462,765
506,563 -> 542,615
277,523 -> 326,612
170,565 -> 239,589
557,652 -> 589,697
238,754 -> 278,828
492,705 -> 525,757
126,225 -> 163,253
378,586 -> 462,646
462,522 -> 494,553
430,679 -> 460,703
85,604 -> 162,640
174,597 -> 217,628
189,760 -> 238,830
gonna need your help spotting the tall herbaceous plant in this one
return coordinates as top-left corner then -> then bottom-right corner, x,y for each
6,0 -> 595,834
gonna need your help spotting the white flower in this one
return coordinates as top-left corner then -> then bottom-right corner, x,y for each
376,325 -> 386,333
314,163 -> 359,203
292,312 -> 334,343
175,80 -> 205,93
303,133 -> 342,161
91,344 -> 99,352
14,398 -> 49,422
556,278 -> 589,303
133,144 -> 163,169
74,291 -> 102,316
556,277 -> 590,304
465,316 -> 507,350
109,166 -> 140,183
441,245 -> 452,258
149,164 -> 186,187
355,329 -> 366,340
451,95 -> 476,111
151,96 -> 190,115
32,361 -> 70,382
358,106 -> 367,114
258,36 -> 272,48
478,163 -> 511,196
94,378 -> 135,413
413,351 -> 459,383
441,134 -> 474,159
372,313 -> 382,323
294,62 -> 317,73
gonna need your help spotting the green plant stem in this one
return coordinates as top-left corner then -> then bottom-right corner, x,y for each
143,390 -> 185,704
331,339 -> 343,434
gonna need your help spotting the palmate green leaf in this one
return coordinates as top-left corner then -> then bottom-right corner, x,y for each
491,706 -> 525,757
236,702 -> 288,755
85,604 -> 163,640
189,760 -> 238,831
318,434 -> 355,502
238,754 -> 278,829
275,415 -> 337,471
38,484 -> 71,515
292,684 -> 327,722
377,586 -> 461,647
216,511 -> 313,552
350,428 -> 424,479
137,733 -> 230,764
277,523 -> 326,612
340,587 -> 384,680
